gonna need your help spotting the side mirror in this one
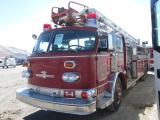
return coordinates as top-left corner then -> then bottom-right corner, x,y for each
32,34 -> 37,39
108,33 -> 114,51
97,29 -> 102,36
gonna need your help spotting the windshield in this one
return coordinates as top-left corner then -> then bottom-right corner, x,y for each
33,30 -> 96,53
33,32 -> 52,53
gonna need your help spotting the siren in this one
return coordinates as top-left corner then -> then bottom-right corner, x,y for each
86,13 -> 98,27
43,24 -> 51,31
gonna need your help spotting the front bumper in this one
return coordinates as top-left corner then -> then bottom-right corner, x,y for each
16,88 -> 96,115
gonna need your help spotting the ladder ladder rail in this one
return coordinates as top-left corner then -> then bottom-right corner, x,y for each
68,1 -> 89,9
51,7 -> 69,25
51,1 -> 88,26
89,8 -> 139,45
68,1 -> 89,23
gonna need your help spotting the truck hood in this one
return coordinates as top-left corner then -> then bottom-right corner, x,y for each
27,53 -> 97,89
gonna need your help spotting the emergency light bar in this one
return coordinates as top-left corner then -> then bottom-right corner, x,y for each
86,13 -> 98,27
43,24 -> 51,31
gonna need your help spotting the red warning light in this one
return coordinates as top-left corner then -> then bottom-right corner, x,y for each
43,24 -> 51,31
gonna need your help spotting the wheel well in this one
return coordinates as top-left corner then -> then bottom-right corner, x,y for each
118,72 -> 126,90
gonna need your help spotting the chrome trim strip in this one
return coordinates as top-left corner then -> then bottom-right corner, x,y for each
108,72 -> 119,100
28,55 -> 97,59
16,88 -> 96,115
97,82 -> 108,88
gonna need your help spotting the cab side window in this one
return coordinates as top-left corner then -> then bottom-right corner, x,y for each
115,36 -> 123,52
98,35 -> 108,52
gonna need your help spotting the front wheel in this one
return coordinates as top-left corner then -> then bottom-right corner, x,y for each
107,77 -> 122,111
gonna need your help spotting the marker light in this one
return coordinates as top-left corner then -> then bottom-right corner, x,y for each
86,13 -> 98,27
43,24 -> 51,31
87,13 -> 98,19
23,61 -> 30,67
81,89 -> 95,100
81,91 -> 88,99
64,60 -> 77,69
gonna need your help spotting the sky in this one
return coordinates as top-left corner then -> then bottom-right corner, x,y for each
0,0 -> 151,53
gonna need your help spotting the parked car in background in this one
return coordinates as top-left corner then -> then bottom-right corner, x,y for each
5,58 -> 16,68
16,59 -> 25,65
0,58 -> 5,68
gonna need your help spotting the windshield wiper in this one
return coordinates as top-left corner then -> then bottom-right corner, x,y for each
49,47 -> 78,52
68,48 -> 78,52
33,50 -> 46,53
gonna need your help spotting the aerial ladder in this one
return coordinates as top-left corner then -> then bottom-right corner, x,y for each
51,1 -> 140,46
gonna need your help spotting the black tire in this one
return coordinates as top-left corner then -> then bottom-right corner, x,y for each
107,77 -> 122,111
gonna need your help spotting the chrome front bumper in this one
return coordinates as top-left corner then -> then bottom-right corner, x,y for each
16,88 -> 96,115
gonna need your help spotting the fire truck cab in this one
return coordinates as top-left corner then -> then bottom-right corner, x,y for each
16,1 -> 149,115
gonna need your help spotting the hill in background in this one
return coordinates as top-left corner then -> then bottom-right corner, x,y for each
0,45 -> 30,60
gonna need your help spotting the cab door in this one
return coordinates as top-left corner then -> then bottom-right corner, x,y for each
151,0 -> 160,118
96,33 -> 111,95
114,35 -> 125,72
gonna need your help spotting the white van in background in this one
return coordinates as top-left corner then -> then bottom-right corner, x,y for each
0,58 -> 5,68
5,58 -> 16,68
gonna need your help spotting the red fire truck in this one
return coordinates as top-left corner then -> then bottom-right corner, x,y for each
146,46 -> 154,69
16,1 -> 149,115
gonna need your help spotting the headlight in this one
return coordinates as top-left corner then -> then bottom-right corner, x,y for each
62,74 -> 68,82
62,72 -> 80,83
22,70 -> 31,78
